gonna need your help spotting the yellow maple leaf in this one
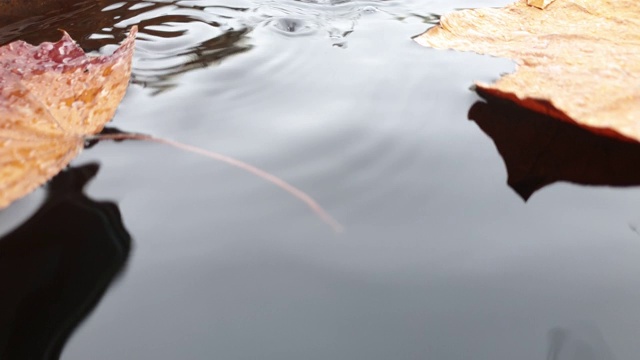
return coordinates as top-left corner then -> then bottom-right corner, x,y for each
0,27 -> 137,208
415,0 -> 640,142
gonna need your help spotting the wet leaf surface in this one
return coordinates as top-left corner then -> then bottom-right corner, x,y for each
0,27 -> 136,208
415,0 -> 640,142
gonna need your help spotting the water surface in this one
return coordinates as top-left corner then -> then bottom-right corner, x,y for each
1,1 -> 639,359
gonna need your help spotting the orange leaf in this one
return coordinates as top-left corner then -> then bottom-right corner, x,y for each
0,27 -> 136,209
415,0 -> 640,142
527,0 -> 556,9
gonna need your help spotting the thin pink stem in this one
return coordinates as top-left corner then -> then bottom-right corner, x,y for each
90,132 -> 343,233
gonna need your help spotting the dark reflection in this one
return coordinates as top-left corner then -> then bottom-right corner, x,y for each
468,94 -> 640,200
546,326 -> 616,360
0,0 -> 251,93
0,164 -> 131,360
0,0 -> 130,46
133,27 -> 250,93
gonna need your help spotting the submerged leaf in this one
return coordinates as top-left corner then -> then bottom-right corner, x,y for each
415,0 -> 640,142
0,27 -> 136,208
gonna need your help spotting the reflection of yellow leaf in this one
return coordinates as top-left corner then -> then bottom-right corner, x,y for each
469,97 -> 640,200
415,0 -> 640,142
0,27 -> 136,208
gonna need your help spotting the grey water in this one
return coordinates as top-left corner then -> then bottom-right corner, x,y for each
0,0 -> 639,359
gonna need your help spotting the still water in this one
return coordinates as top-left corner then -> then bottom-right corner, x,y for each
1,0 -> 640,359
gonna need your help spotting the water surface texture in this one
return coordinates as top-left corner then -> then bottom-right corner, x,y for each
1,1 -> 639,359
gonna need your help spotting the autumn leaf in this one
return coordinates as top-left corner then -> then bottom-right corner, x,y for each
527,0 -> 555,9
415,0 -> 640,142
0,25 -> 341,231
0,27 -> 137,209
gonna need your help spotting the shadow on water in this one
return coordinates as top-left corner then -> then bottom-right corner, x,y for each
0,164 -> 131,360
468,94 -> 640,201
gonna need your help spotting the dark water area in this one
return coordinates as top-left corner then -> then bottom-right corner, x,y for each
0,165 -> 130,360
1,0 -> 640,359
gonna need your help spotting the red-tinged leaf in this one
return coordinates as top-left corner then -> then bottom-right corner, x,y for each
0,26 -> 137,208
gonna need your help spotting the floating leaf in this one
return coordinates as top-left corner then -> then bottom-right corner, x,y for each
0,27 -> 136,208
415,0 -> 640,142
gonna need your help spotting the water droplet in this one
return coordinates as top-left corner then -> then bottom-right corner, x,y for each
361,6 -> 377,14
272,18 -> 315,36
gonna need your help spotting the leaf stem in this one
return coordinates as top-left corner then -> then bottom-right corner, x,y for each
88,132 -> 343,233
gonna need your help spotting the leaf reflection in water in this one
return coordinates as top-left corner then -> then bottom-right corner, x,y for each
546,326 -> 616,360
468,92 -> 640,201
0,164 -> 131,360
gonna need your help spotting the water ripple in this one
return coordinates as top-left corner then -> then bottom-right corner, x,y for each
1,0 -> 441,92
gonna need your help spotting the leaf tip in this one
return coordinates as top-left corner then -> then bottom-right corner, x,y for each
526,0 -> 556,9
